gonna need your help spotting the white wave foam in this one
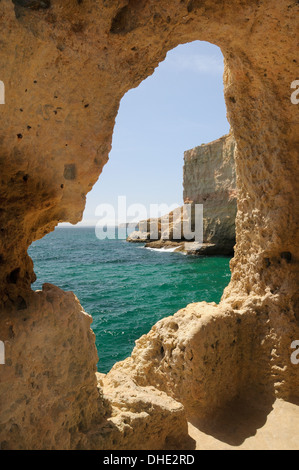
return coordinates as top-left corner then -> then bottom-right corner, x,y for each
145,246 -> 182,253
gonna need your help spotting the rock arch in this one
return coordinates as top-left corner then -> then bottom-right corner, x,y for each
0,0 -> 298,449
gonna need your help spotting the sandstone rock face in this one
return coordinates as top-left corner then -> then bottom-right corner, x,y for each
107,302 -> 268,419
0,0 -> 298,450
0,284 -> 104,449
128,134 -> 237,255
0,284 -> 191,450
184,134 -> 237,254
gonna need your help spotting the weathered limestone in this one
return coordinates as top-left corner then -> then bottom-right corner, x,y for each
0,283 -> 192,450
0,0 -> 298,450
128,134 -> 237,255
107,300 -> 277,419
183,134 -> 237,254
0,284 -> 104,449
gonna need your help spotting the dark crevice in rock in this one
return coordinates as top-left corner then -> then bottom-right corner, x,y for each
7,268 -> 21,284
17,296 -> 27,310
110,0 -> 143,35
64,164 -> 77,181
12,0 -> 51,9
110,5 -> 131,34
187,0 -> 203,13
280,252 -> 292,263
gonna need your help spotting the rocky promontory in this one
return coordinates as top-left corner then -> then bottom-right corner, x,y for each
128,134 -> 237,255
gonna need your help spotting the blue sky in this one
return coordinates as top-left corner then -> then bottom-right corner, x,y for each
69,40 -> 230,226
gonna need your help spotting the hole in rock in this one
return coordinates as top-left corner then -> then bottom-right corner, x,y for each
7,268 -> 21,284
29,41 -> 233,374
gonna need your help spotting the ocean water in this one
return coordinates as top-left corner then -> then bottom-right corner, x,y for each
28,227 -> 232,373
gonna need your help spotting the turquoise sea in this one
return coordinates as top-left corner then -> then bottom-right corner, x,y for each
28,227 -> 231,373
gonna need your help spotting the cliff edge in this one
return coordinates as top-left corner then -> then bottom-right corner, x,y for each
128,134 -> 237,255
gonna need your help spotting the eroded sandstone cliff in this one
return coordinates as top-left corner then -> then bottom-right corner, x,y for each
184,133 -> 237,253
127,133 -> 237,255
0,0 -> 298,450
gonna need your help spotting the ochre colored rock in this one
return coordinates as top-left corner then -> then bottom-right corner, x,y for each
127,134 -> 237,255
0,283 -> 191,450
183,134 -> 237,253
0,0 -> 298,450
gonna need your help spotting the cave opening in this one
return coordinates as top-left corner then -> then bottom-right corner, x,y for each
1,0 -> 297,451
28,41 -> 233,374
